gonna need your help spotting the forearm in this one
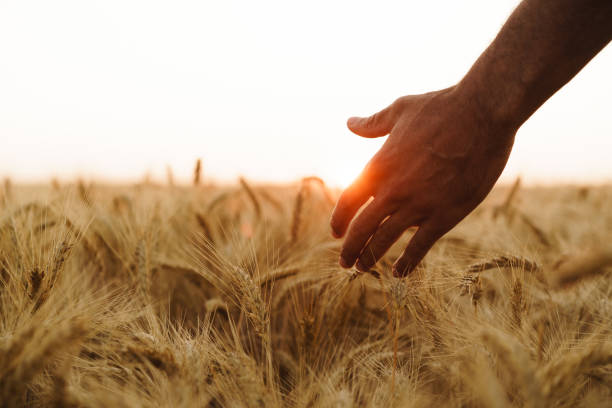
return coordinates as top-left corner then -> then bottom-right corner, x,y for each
456,0 -> 612,132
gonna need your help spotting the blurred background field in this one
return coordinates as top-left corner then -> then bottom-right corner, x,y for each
0,175 -> 611,407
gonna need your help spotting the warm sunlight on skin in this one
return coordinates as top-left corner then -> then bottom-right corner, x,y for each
0,0 -> 610,185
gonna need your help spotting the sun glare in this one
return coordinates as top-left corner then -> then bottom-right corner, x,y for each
324,161 -> 365,190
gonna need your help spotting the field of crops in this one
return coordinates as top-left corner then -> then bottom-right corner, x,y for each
0,177 -> 611,407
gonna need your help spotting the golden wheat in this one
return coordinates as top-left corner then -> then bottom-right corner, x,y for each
0,181 -> 610,407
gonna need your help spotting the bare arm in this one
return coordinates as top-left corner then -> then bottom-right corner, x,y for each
461,0 -> 612,129
331,0 -> 612,277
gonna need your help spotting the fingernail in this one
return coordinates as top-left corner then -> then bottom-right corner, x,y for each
347,117 -> 360,127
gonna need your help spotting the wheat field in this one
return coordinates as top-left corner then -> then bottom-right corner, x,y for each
0,175 -> 611,407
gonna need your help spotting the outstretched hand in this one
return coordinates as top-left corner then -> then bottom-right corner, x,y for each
331,87 -> 516,277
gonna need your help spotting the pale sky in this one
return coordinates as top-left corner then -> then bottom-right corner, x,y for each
1,0 -> 610,188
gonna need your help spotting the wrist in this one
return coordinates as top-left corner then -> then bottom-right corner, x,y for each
438,82 -> 516,157
455,78 -> 525,131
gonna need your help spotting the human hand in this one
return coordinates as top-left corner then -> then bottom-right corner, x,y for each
331,87 -> 516,277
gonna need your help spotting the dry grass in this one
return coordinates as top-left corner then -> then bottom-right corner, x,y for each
0,179 -> 611,407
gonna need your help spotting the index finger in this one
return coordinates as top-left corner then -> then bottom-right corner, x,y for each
330,177 -> 371,238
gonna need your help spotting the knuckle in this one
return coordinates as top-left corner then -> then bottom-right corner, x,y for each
392,96 -> 406,108
364,113 -> 379,129
393,96 -> 410,111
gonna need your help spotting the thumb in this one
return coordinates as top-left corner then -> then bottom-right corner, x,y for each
347,103 -> 397,138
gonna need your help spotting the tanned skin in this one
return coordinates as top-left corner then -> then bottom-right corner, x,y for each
330,0 -> 612,277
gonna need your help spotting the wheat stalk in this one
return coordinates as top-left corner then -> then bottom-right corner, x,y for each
35,239 -> 74,311
206,191 -> 233,213
518,212 -> 551,247
77,180 -> 93,207
194,158 -> 202,186
290,181 -> 309,244
548,247 -> 612,287
195,212 -> 214,243
467,255 -> 540,274
511,277 -> 524,328
239,177 -> 262,219
257,189 -> 284,213
388,278 -> 408,396
493,176 -> 521,219
136,239 -> 151,305
302,176 -> 335,206
3,178 -> 12,204
166,164 -> 175,187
